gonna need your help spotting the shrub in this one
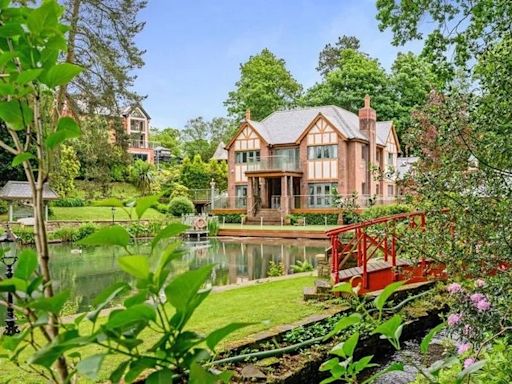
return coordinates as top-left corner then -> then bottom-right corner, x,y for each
359,203 -> 412,221
291,260 -> 314,273
52,227 -> 77,242
289,213 -> 339,226
215,213 -> 242,224
12,226 -> 35,244
151,202 -> 169,214
73,223 -> 97,242
208,217 -> 219,236
53,223 -> 98,242
168,196 -> 195,216
52,197 -> 86,207
126,222 -> 153,238
0,200 -> 8,215
267,261 -> 285,277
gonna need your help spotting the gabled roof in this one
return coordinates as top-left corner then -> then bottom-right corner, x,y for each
212,141 -> 228,161
376,121 -> 392,146
0,181 -> 59,201
122,104 -> 151,120
253,106 -> 367,144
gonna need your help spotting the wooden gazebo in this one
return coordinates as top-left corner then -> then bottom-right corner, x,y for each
0,181 -> 59,222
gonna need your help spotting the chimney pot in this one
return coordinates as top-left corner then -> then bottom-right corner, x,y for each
245,109 -> 251,121
364,95 -> 370,108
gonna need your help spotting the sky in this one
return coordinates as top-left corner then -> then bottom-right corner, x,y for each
134,0 -> 424,130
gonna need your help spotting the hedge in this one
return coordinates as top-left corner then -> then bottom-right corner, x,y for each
288,213 -> 339,226
52,197 -> 87,207
215,214 -> 243,224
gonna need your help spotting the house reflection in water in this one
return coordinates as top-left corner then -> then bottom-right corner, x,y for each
186,238 -> 328,286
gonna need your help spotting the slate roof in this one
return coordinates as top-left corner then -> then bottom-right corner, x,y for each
212,141 -> 228,161
245,105 -> 392,145
0,181 -> 59,200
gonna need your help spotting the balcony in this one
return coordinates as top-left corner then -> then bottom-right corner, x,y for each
245,155 -> 300,173
129,139 -> 160,149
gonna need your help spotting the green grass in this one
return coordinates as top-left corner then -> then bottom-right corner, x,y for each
74,181 -> 140,201
2,275 -> 322,383
220,223 -> 339,231
50,206 -> 165,221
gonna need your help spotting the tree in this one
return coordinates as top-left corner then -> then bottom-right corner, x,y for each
224,48 -> 302,121
302,49 -> 396,120
57,0 -> 147,115
182,116 -> 235,161
389,52 -> 441,141
317,35 -> 361,77
129,159 -> 155,195
150,127 -> 182,158
0,127 -> 25,184
179,154 -> 211,190
209,159 -> 228,192
50,145 -> 80,197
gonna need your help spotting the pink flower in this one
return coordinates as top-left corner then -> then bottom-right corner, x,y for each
447,283 -> 462,294
470,293 -> 485,304
457,343 -> 471,355
474,279 -> 485,288
464,358 -> 476,369
475,299 -> 491,312
448,313 -> 462,326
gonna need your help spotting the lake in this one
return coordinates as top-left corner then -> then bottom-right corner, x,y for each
0,237 -> 327,318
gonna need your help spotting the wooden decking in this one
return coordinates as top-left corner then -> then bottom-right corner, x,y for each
337,259 -> 411,280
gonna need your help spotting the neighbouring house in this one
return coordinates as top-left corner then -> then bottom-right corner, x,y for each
121,105 -> 155,164
212,141 -> 228,162
218,96 -> 401,221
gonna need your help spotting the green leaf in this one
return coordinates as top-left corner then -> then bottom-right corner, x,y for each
151,223 -> 188,249
105,304 -> 156,330
0,23 -> 24,37
28,291 -> 70,314
372,315 -> 402,341
206,322 -> 253,351
331,332 -> 359,358
123,290 -> 148,307
14,249 -> 38,280
109,360 -> 129,384
352,355 -> 377,374
45,117 -> 81,149
420,323 -> 445,354
0,277 -> 27,292
0,100 -> 33,130
324,313 -> 362,340
456,360 -> 486,381
332,282 -> 355,294
135,195 -> 159,219
374,281 -> 405,311
11,152 -> 35,167
2,329 -> 29,351
88,282 -> 128,323
189,362 -> 219,384
26,0 -> 61,36
362,362 -> 404,384
27,276 -> 43,296
165,264 -> 213,312
118,255 -> 150,280
145,369 -> 174,384
41,63 -> 82,88
76,354 -> 106,379
57,116 -> 80,136
155,242 -> 185,288
16,69 -> 43,84
79,225 -> 130,247
124,358 -> 155,383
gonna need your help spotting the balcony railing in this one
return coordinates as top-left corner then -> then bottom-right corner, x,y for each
129,139 -> 160,149
245,156 -> 300,173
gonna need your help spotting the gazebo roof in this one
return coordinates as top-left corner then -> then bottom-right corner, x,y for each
0,181 -> 59,201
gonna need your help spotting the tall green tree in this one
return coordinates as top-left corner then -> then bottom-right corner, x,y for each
316,35 -> 361,77
389,52 -> 440,141
302,49 -> 396,120
150,127 -> 182,158
182,116 -> 235,161
50,145 -> 80,197
57,0 -> 147,115
179,154 -> 211,190
225,48 -> 302,121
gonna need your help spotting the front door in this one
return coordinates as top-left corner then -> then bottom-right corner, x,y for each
267,178 -> 282,209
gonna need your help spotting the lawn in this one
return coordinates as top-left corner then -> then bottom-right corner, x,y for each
50,206 -> 165,221
2,275 -> 326,383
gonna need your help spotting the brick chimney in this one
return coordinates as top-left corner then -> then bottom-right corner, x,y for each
358,95 -> 377,196
245,109 -> 251,121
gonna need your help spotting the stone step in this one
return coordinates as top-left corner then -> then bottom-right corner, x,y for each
303,286 -> 332,301
315,279 -> 333,294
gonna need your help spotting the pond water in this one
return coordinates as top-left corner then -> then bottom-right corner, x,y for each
0,237 -> 327,319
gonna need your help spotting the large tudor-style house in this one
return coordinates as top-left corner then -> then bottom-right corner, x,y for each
221,96 -> 400,220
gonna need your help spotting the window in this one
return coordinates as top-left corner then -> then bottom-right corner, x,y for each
376,150 -> 381,163
362,144 -> 368,161
235,150 -> 260,164
308,183 -> 336,207
235,185 -> 248,208
307,145 -> 337,160
387,185 -> 394,196
376,184 -> 380,195
388,153 -> 394,166
130,119 -> 145,132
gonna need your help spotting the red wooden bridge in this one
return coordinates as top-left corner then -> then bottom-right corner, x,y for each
325,211 -> 447,294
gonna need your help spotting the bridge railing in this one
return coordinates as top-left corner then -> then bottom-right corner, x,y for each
325,211 -> 427,288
